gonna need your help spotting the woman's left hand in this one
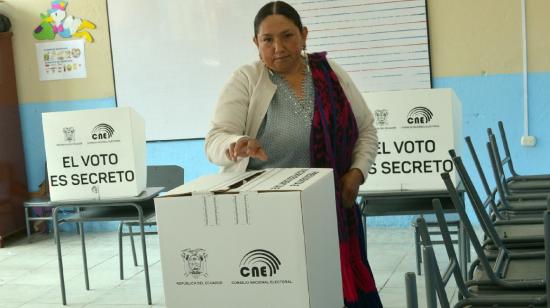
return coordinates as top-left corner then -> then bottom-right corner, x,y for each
340,168 -> 364,209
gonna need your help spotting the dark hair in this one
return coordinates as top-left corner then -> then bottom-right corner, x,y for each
254,1 -> 303,37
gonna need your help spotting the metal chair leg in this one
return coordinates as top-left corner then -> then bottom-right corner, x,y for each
129,225 -> 138,266
423,247 -> 437,308
458,221 -> 468,280
457,222 -> 466,301
466,231 -> 471,263
359,197 -> 368,258
78,222 -> 89,290
414,226 -> 422,275
137,209 -> 152,305
544,210 -> 550,304
25,207 -> 31,243
53,207 -> 67,305
405,272 -> 418,308
118,222 -> 124,280
457,219 -> 463,262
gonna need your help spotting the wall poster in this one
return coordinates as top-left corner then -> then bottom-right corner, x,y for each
36,39 -> 87,81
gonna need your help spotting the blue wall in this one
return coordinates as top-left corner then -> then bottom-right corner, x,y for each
19,72 -> 550,229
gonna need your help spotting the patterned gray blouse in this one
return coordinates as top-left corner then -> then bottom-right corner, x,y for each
247,67 -> 314,170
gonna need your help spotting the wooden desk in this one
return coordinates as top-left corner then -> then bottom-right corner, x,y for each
51,187 -> 163,305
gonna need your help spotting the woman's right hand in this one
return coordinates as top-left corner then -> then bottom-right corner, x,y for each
226,137 -> 268,162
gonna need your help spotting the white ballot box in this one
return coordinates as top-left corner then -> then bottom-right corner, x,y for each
155,168 -> 343,308
362,88 -> 462,191
42,107 -> 146,201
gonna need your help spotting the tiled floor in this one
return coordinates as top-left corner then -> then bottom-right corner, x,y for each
0,228 -> 462,307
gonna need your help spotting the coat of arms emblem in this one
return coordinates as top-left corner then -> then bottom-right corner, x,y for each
181,248 -> 208,279
374,109 -> 389,126
63,127 -> 75,142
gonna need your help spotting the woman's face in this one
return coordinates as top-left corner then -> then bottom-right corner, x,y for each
254,14 -> 308,74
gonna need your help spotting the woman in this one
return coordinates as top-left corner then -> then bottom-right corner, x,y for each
205,1 -> 381,307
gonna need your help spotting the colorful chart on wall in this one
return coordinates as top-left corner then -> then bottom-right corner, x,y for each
107,0 -> 431,141
35,39 -> 87,81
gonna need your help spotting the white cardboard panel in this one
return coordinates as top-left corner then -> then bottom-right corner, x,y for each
361,88 -> 462,191
155,168 -> 343,308
42,107 -> 146,201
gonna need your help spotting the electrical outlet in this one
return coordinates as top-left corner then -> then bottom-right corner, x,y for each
520,135 -> 536,147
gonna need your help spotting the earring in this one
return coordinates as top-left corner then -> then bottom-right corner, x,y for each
302,46 -> 310,72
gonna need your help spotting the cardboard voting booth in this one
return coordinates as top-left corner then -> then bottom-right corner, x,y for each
362,88 -> 462,191
42,107 -> 146,201
155,168 -> 343,308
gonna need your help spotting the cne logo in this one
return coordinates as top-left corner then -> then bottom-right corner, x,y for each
407,107 -> 433,125
91,123 -> 115,140
239,249 -> 281,278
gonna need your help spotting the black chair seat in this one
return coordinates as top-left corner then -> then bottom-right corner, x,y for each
507,178 -> 550,191
472,257 -> 546,286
